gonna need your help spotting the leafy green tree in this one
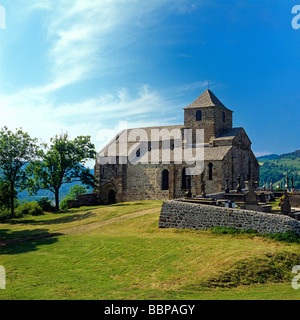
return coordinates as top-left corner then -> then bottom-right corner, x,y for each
26,133 -> 96,211
0,127 -> 39,216
59,184 -> 87,210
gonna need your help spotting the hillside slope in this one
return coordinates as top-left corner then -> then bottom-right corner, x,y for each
258,150 -> 300,189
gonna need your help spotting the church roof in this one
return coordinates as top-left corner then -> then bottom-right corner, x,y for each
184,89 -> 233,112
214,127 -> 243,141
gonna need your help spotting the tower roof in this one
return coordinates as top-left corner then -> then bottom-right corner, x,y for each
184,89 -> 233,112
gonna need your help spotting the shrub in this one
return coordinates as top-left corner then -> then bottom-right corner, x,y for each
14,201 -> 43,217
0,181 -> 11,208
209,226 -> 300,244
59,184 -> 88,210
0,206 -> 10,221
59,198 -> 69,211
37,197 -> 55,212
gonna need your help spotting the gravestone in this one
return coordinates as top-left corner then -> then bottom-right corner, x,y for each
201,178 -> 206,198
281,189 -> 291,214
225,177 -> 230,193
270,180 -> 273,192
236,174 -> 242,193
244,180 -> 258,210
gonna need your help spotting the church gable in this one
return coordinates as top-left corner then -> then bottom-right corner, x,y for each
232,128 -> 252,150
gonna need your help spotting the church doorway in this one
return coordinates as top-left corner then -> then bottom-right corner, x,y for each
108,189 -> 116,204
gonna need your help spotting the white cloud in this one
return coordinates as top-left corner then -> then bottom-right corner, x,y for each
0,0 -> 206,158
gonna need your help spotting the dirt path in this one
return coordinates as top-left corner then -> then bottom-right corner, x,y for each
0,208 -> 159,246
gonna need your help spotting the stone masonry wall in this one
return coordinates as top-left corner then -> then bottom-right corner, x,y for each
159,200 -> 300,236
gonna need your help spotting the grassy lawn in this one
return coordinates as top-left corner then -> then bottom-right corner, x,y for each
1,200 -> 300,300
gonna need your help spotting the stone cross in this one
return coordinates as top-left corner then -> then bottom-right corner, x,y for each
201,172 -> 206,198
225,177 -> 230,193
185,175 -> 192,198
245,181 -> 258,206
236,174 -> 242,193
281,189 -> 291,214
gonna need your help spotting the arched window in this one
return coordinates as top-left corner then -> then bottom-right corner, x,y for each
182,168 -> 191,190
208,162 -> 213,180
196,110 -> 202,121
222,111 -> 225,123
162,169 -> 169,190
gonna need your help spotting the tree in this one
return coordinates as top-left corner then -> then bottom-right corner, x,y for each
0,127 -> 39,216
26,133 -> 96,211
59,184 -> 88,210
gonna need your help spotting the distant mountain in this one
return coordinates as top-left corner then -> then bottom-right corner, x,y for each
17,169 -> 94,203
258,149 -> 300,189
278,149 -> 300,159
257,154 -> 279,162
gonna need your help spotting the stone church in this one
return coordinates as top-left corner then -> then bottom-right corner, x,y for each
95,89 -> 259,204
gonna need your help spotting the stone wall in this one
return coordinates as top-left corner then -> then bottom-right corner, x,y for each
67,193 -> 99,208
290,195 -> 300,209
159,200 -> 300,235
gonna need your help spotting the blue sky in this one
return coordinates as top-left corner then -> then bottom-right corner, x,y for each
0,0 -> 299,167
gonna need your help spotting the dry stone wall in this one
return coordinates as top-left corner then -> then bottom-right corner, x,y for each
159,200 -> 300,235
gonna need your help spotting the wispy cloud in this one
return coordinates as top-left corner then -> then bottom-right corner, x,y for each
0,0 -> 206,153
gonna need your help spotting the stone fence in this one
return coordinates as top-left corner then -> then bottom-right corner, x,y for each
67,193 -> 99,209
159,200 -> 300,236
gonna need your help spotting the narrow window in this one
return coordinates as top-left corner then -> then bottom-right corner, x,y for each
136,148 -> 140,158
208,162 -> 213,180
148,142 -> 151,151
222,111 -> 225,123
196,110 -> 202,121
162,169 -> 169,190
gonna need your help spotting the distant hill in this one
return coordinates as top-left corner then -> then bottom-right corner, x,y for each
257,149 -> 300,189
257,154 -> 279,162
18,169 -> 94,203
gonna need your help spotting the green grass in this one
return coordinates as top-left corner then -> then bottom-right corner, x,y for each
1,200 -> 300,300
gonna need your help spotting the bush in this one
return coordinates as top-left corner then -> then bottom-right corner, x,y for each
0,206 -> 10,221
209,226 -> 300,244
14,201 -> 44,217
0,181 -> 11,209
37,197 -> 55,212
59,198 -> 69,211
59,184 -> 88,210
